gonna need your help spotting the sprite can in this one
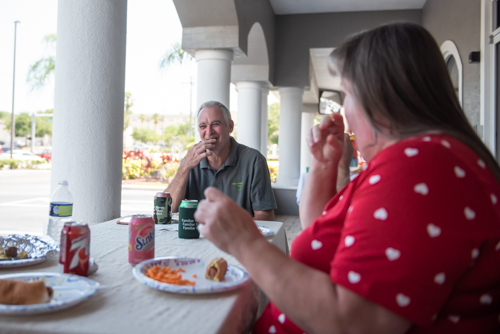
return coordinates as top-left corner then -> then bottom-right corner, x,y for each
154,192 -> 172,224
178,200 -> 199,239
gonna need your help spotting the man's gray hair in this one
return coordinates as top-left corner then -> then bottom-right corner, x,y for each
197,101 -> 232,126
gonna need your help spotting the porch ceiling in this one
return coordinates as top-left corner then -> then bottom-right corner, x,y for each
269,0 -> 427,15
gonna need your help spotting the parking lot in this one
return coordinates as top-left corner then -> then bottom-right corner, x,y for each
0,169 -> 164,236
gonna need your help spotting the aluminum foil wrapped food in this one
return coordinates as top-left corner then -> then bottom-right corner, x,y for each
0,235 -> 59,260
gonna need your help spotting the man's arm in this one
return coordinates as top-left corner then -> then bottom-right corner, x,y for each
253,209 -> 275,221
164,139 -> 216,212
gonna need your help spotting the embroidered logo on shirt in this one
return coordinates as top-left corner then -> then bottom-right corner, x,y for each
231,179 -> 243,191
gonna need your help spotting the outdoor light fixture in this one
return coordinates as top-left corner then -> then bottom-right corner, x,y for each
318,90 -> 344,114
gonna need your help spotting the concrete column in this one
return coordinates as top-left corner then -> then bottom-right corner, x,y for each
235,81 -> 262,151
195,50 -> 233,142
260,87 -> 269,157
276,87 -> 303,187
52,0 -> 127,224
301,104 -> 317,174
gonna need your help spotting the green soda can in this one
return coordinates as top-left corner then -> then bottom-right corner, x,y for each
178,200 -> 199,239
154,192 -> 172,224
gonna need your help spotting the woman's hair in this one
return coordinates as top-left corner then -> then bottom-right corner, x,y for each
329,22 -> 500,184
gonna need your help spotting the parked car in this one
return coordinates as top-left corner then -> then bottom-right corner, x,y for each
0,150 -> 46,162
37,149 -> 52,161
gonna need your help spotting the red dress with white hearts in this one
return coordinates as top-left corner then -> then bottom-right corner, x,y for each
253,134 -> 500,334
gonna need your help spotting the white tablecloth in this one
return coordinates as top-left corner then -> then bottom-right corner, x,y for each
0,219 -> 288,334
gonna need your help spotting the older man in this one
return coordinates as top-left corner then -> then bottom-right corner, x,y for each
165,101 -> 277,220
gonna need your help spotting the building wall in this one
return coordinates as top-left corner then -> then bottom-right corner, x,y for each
422,0 -> 481,126
274,10 -> 422,88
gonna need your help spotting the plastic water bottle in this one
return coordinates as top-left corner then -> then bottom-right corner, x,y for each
47,180 -> 73,243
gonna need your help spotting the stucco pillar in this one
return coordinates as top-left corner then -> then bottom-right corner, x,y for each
301,104 -> 317,174
276,87 -> 303,187
260,87 -> 269,157
235,81 -> 262,151
195,50 -> 233,142
51,0 -> 127,224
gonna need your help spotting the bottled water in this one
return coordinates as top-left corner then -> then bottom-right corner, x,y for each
47,180 -> 73,243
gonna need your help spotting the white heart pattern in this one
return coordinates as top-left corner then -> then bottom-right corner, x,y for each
386,247 -> 401,261
434,272 -> 446,285
344,235 -> 355,247
448,315 -> 460,324
472,248 -> 480,259
339,195 -> 344,200
491,194 -> 498,205
454,166 -> 466,178
427,224 -> 441,238
311,240 -> 323,250
441,140 -> 451,148
278,313 -> 286,324
396,293 -> 410,307
369,174 -> 381,185
404,147 -> 419,157
362,163 -> 368,171
422,136 -> 431,142
374,208 -> 388,221
478,159 -> 486,168
269,325 -> 277,333
414,183 -> 429,195
496,241 -> 500,251
480,294 -> 493,305
348,271 -> 361,284
464,207 -> 476,220
348,206 -> 353,213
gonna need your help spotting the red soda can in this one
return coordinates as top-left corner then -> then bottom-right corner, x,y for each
59,221 -> 90,276
128,214 -> 155,265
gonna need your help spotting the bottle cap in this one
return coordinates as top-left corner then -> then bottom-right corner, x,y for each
59,180 -> 68,186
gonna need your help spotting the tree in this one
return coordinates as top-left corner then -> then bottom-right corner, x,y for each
132,128 -> 160,145
27,34 -> 56,90
268,102 -> 280,145
159,43 -> 195,138
152,113 -> 161,132
138,114 -> 146,126
35,110 -> 53,137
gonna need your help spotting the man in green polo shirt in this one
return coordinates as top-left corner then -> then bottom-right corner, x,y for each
165,101 -> 277,220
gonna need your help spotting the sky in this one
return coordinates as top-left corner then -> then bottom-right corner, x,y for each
0,0 -> 242,117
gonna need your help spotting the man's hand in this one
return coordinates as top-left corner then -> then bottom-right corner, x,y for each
181,138 -> 216,170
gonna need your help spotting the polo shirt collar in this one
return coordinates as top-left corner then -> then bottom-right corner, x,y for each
200,137 -> 239,169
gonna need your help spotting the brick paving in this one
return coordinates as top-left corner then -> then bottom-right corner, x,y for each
274,215 -> 302,251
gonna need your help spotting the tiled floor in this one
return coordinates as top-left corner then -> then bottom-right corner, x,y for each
274,215 -> 302,251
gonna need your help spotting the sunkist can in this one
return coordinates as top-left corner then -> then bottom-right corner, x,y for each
128,214 -> 155,265
154,192 -> 172,224
59,221 -> 90,276
178,200 -> 199,239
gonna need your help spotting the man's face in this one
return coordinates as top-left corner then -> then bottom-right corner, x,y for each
198,107 -> 234,152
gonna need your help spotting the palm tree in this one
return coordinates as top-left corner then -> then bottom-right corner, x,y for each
123,92 -> 134,148
27,34 -> 56,91
152,113 -> 160,132
139,114 -> 146,126
159,43 -> 195,137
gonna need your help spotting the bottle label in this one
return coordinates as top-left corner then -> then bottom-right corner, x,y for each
50,202 -> 73,217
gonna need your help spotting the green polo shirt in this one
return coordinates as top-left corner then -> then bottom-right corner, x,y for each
184,137 -> 277,216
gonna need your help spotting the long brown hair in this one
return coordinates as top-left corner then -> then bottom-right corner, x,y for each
329,22 -> 500,184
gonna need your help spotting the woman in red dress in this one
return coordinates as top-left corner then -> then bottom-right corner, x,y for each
194,22 -> 500,334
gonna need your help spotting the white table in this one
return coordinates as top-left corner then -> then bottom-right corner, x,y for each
0,219 -> 288,334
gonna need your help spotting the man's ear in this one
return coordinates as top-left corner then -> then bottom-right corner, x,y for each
229,120 -> 234,133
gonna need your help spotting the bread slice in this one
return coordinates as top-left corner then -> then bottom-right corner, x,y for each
0,279 -> 53,305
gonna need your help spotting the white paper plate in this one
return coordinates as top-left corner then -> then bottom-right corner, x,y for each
0,257 -> 46,269
133,257 -> 249,294
0,272 -> 100,315
257,226 -> 275,237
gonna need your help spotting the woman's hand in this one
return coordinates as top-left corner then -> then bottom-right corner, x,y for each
307,113 -> 345,166
194,187 -> 261,255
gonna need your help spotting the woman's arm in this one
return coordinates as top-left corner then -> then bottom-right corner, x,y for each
195,188 -> 411,334
300,114 -> 345,229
